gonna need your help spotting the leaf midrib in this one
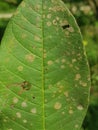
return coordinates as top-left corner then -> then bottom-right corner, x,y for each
42,1 -> 45,130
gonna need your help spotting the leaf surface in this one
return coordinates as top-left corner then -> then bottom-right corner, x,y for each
0,0 -> 90,130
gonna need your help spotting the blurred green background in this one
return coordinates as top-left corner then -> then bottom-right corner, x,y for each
0,0 -> 98,130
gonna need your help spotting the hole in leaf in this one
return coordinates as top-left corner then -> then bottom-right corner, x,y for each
32,96 -> 35,99
62,24 -> 70,29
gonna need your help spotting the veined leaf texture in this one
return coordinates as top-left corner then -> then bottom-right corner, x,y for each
0,0 -> 90,130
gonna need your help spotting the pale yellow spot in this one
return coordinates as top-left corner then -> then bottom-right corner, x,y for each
31,108 -> 37,114
66,98 -> 71,102
64,91 -> 69,98
21,34 -> 27,39
77,53 -> 81,56
51,0 -> 58,5
62,112 -> 65,115
51,0 -> 55,3
65,31 -> 69,36
47,21 -> 52,26
54,102 -> 62,110
48,84 -> 52,89
71,98 -> 75,101
66,52 -> 70,56
34,35 -> 41,42
48,35 -> 52,39
14,10 -> 19,16
56,28 -> 59,32
58,86 -> 63,93
8,129 -> 13,130
68,27 -> 74,32
75,74 -> 81,80
69,64 -> 73,68
17,66 -> 23,71
44,53 -> 47,58
47,60 -> 53,65
61,65 -> 65,69
43,5 -> 47,10
57,82 -> 61,86
21,2 -> 25,7
52,94 -> 55,98
75,84 -> 78,87
5,58 -> 10,63
72,51 -> 75,54
88,76 -> 90,81
23,119 -> 27,123
47,14 -> 51,19
53,19 -> 57,25
75,66 -> 79,70
69,109 -> 73,114
53,91 -> 57,94
16,112 -> 21,118
56,16 -> 60,21
30,123 -> 33,126
34,5 -> 41,11
44,49 -> 46,53
75,124 -> 79,128
58,96 -> 61,99
25,54 -> 35,62
59,85 -> 64,89
55,59 -> 59,63
61,59 -> 66,63
3,119 -> 7,122
21,102 -> 27,108
80,81 -> 87,87
72,59 -> 77,63
68,42 -> 71,45
13,97 -> 18,104
43,14 -> 45,18
58,90 -> 62,93
36,16 -> 40,22
60,20 -> 69,27
45,99 -> 48,103
5,116 -> 8,119
77,105 -> 84,110
51,6 -> 65,12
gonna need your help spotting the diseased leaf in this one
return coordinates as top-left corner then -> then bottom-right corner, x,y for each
0,0 -> 90,130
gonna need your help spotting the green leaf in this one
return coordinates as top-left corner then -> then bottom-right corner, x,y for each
0,0 -> 90,130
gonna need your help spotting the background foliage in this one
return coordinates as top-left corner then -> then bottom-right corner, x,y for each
0,0 -> 98,130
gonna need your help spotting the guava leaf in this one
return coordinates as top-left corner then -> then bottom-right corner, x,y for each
0,0 -> 90,130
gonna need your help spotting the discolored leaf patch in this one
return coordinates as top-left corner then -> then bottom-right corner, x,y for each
0,0 -> 90,130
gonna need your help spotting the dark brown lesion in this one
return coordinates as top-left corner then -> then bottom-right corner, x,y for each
7,81 -> 31,91
10,104 -> 15,109
21,81 -> 31,90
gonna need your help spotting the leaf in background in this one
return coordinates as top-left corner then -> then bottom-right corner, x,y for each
0,0 -> 90,130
